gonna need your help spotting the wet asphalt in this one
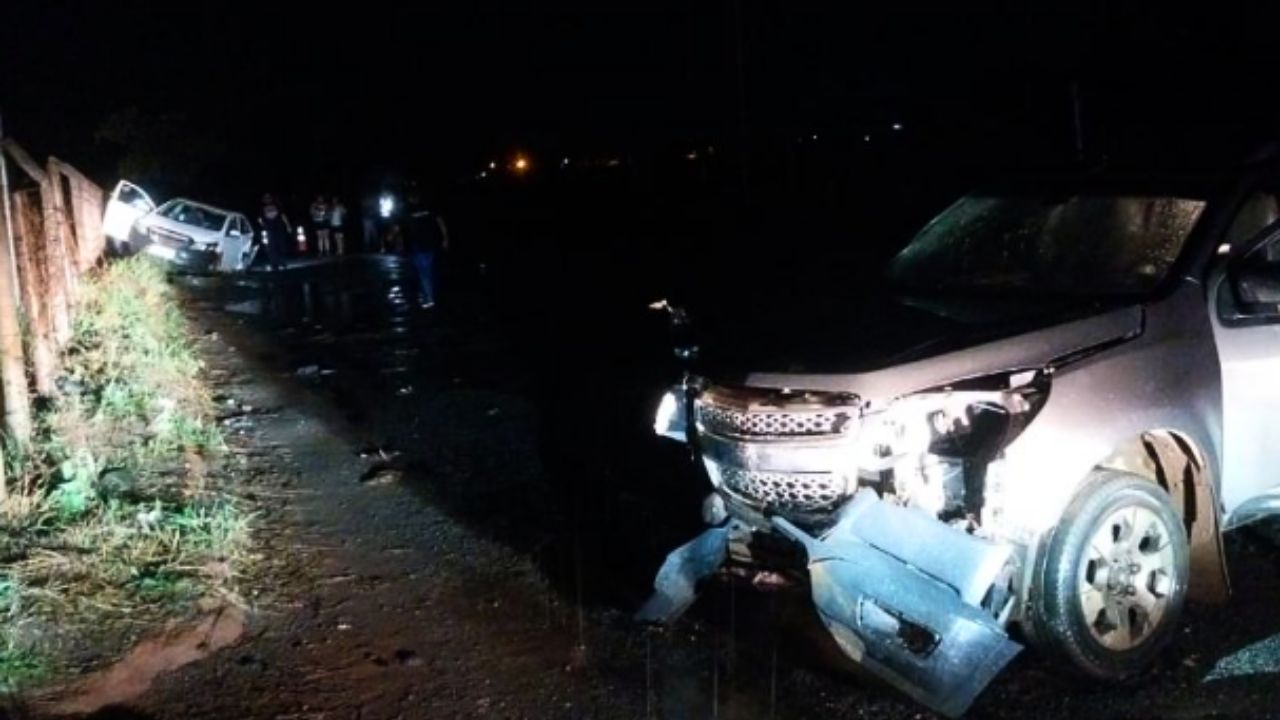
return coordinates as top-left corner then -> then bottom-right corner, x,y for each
171,255 -> 1280,719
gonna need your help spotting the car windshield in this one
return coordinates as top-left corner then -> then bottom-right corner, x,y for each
886,193 -> 1208,297
159,201 -> 228,232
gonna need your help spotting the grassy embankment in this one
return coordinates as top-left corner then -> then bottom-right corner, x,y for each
0,258 -> 250,692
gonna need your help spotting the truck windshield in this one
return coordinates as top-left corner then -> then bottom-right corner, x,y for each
887,194 -> 1207,297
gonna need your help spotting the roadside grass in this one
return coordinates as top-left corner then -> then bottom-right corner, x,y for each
0,258 -> 250,694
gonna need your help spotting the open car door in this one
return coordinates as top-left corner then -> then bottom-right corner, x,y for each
103,180 -> 156,251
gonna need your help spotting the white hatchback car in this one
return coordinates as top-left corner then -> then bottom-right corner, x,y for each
103,181 -> 254,273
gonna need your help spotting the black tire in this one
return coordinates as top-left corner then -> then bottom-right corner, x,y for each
1028,471 -> 1190,679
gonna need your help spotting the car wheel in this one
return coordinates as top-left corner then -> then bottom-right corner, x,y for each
1029,471 -> 1189,679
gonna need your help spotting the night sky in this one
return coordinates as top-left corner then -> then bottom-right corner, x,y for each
4,3 -> 1280,206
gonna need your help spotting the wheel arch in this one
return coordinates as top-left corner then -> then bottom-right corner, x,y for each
1093,429 -> 1229,603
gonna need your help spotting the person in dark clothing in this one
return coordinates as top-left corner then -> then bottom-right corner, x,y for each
258,194 -> 291,272
403,198 -> 449,308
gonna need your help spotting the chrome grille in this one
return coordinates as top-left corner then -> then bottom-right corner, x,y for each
696,403 -> 851,438
719,467 -> 848,511
149,227 -> 193,248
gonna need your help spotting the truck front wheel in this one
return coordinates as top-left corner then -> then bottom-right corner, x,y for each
1029,471 -> 1190,679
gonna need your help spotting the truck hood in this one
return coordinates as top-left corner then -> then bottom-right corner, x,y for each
693,295 -> 1144,398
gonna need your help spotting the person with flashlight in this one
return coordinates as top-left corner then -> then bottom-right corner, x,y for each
257,193 -> 290,272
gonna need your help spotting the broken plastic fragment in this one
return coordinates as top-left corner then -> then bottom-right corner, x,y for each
773,499 -> 1020,719
635,525 -> 730,625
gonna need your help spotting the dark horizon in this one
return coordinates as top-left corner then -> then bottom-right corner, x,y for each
7,3 -> 1280,210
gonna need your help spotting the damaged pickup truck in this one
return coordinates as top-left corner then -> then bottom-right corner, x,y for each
640,166 -> 1280,716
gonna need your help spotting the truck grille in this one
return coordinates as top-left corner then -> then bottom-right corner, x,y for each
148,227 -> 193,249
719,467 -> 848,512
696,403 -> 852,438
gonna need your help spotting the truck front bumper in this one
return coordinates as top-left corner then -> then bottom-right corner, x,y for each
637,492 -> 1020,718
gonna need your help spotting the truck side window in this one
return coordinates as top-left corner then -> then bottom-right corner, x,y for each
1225,192 -> 1280,248
1245,226 -> 1280,267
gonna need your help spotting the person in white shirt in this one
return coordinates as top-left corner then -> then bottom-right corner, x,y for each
310,195 -> 331,256
329,198 -> 348,255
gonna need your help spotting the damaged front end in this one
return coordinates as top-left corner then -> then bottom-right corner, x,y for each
639,374 -> 1047,716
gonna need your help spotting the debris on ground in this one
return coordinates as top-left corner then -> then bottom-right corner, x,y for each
359,464 -> 403,486
356,444 -> 401,461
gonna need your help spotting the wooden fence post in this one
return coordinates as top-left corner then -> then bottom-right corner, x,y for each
40,161 -> 72,346
13,191 -> 56,395
56,162 -> 104,272
1,141 -> 73,355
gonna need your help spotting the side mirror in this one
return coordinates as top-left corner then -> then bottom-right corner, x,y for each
1231,264 -> 1280,308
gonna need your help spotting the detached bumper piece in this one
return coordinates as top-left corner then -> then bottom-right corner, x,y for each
637,493 -> 1019,717
773,493 -> 1020,718
635,525 -> 731,625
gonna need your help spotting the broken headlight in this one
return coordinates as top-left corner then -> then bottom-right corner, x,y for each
856,370 -> 1049,518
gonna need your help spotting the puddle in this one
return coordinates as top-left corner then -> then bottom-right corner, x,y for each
224,299 -> 265,315
46,605 -> 246,715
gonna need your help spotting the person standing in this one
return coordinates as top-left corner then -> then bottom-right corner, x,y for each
403,197 -> 449,308
258,194 -> 291,272
361,195 -> 380,254
310,195 -> 331,256
330,197 -> 348,256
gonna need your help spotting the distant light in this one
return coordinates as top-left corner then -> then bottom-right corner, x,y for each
478,171 -> 488,179
561,157 -> 570,166
864,134 -> 872,142
513,156 -> 529,172
1218,243 -> 1232,255
811,133 -> 818,140
606,158 -> 622,167
892,122 -> 904,131
685,150 -> 699,160
379,195 -> 395,218
488,161 -> 497,169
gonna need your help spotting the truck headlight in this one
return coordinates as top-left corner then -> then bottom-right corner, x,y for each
863,373 -> 1047,463
653,386 -> 689,443
855,371 -> 1049,516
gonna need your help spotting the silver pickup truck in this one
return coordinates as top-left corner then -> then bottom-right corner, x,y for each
640,164 -> 1280,716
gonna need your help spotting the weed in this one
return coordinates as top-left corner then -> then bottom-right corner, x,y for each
0,648 -> 44,694
128,568 -> 195,604
0,257 -> 252,694
43,452 -> 99,522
